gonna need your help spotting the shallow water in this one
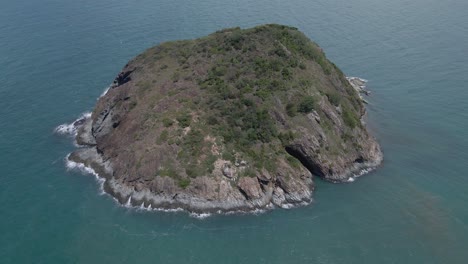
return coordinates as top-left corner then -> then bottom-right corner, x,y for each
1,0 -> 467,263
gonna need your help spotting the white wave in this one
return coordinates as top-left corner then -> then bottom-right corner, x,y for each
136,204 -> 151,212
152,207 -> 184,213
65,154 -> 105,194
276,200 -> 311,210
346,76 -> 368,83
281,203 -> 295,209
125,196 -> 132,207
65,154 -> 193,214
55,123 -> 75,135
55,84 -> 110,136
347,177 -> 356,182
250,208 -> 267,215
189,212 -> 212,219
64,155 -> 282,219
100,86 -> 111,98
354,167 -> 372,177
55,112 -> 91,136
66,154 -> 96,176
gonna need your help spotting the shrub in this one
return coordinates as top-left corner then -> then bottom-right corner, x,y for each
242,98 -> 254,107
171,72 -> 180,82
162,117 -> 174,127
288,59 -> 298,68
202,154 -> 217,173
211,66 -> 227,77
286,155 -> 301,168
270,59 -> 283,72
185,167 -> 199,178
156,130 -> 169,145
176,112 -> 191,127
178,178 -> 191,189
269,80 -> 284,91
278,130 -> 295,145
298,96 -> 316,113
327,92 -> 341,106
157,167 -> 177,178
281,68 -> 292,80
207,115 -> 219,125
227,31 -> 244,50
272,46 -> 287,57
182,129 -> 204,156
222,151 -> 235,162
286,103 -> 296,117
342,106 -> 359,128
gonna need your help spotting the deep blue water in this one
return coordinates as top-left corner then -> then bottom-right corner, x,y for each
1,0 -> 468,263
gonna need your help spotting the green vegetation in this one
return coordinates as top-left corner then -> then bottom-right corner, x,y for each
286,103 -> 297,117
162,117 -> 174,127
342,105 -> 360,128
286,155 -> 301,168
176,112 -> 191,128
298,96 -> 316,113
182,129 -> 204,156
156,130 -> 168,144
157,166 -> 177,178
278,130 -> 295,145
116,24 -> 366,186
326,91 -> 341,106
178,178 -> 191,189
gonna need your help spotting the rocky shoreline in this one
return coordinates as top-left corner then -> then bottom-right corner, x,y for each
68,141 -> 314,214
60,25 -> 383,216
62,76 -> 381,215
347,77 -> 371,104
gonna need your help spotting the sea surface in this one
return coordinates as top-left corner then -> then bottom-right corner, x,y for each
1,0 -> 468,263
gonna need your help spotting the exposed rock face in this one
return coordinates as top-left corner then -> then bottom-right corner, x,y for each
66,24 -> 382,213
238,177 -> 263,199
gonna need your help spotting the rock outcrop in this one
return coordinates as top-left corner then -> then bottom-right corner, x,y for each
66,24 -> 382,213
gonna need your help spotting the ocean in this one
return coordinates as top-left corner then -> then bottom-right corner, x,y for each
1,0 -> 467,263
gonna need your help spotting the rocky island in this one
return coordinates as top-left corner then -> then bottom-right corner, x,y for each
66,24 -> 382,214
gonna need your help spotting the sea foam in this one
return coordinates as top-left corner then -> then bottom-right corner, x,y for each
65,156 -> 201,216
65,154 -> 105,195
54,85 -> 110,136
54,112 -> 91,136
100,86 -> 111,98
189,212 -> 212,219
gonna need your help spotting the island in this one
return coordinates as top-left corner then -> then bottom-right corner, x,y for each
67,24 -> 382,214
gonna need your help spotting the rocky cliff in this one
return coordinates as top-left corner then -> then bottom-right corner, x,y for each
68,24 -> 382,213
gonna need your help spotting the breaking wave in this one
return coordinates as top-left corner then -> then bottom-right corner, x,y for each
189,212 -> 212,219
54,112 -> 91,136
64,154 -> 241,218
100,86 -> 111,98
346,76 -> 368,83
64,154 -> 287,219
65,153 -> 106,195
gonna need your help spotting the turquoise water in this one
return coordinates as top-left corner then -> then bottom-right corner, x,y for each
1,0 -> 468,263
